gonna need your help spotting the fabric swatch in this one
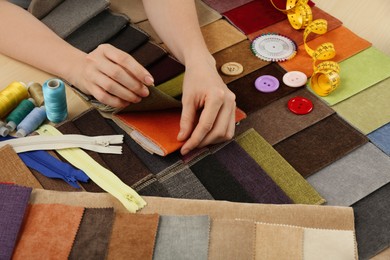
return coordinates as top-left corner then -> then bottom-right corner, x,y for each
69,208 -> 115,260
134,175 -> 171,197
213,141 -> 292,204
153,215 -> 209,260
227,63 -> 297,114
202,0 -> 253,14
155,73 -> 184,98
201,19 -> 247,54
213,40 -> 270,84
352,183 -> 390,259
12,204 -> 85,259
41,0 -> 109,38
110,0 -> 147,23
371,247 -> 390,260
146,55 -> 185,86
313,47 -> 390,106
332,77 -> 390,135
29,167 -> 81,192
307,143 -> 390,206
280,26 -> 372,77
235,129 -> 325,205
9,0 -> 31,9
107,213 -> 159,260
135,20 -> 163,44
130,41 -> 167,67
0,184 -> 32,260
66,10 -> 129,53
0,145 -> 43,189
274,114 -> 368,178
195,0 -> 222,27
107,24 -> 150,54
209,219 -> 255,260
236,88 -> 335,145
28,0 -> 64,19
368,122 -> 390,156
248,6 -> 343,42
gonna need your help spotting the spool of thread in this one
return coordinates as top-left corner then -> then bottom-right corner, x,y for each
42,79 -> 68,123
16,106 -> 47,137
28,82 -> 45,106
0,82 -> 29,118
5,98 -> 36,132
0,120 -> 9,137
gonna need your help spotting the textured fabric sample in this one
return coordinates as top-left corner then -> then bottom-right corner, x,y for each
66,10 -> 129,53
195,0 -> 222,27
248,6 -> 343,42
9,0 -> 31,9
213,40 -> 270,84
303,228 -> 356,260
134,175 -> 171,197
156,73 -> 184,98
28,0 -> 64,19
201,19 -> 247,54
153,215 -> 209,260
12,204 -> 85,259
202,0 -> 253,14
110,0 -> 147,23
371,247 -> 390,260
69,208 -> 114,260
0,145 -> 43,189
0,184 -> 32,260
274,114 -> 369,178
130,41 -> 167,68
41,0 -> 109,38
146,55 -> 185,86
209,219 -> 255,260
307,143 -> 390,206
280,26 -> 372,77
235,129 -> 325,205
255,223 -> 303,260
135,20 -> 163,44
368,122 -> 390,156
108,213 -> 159,260
236,88 -> 335,145
314,47 -> 390,106
228,63 -> 297,114
29,167 -> 81,192
353,183 -> 390,259
332,77 -> 390,134
107,24 -> 150,54
214,141 -> 292,204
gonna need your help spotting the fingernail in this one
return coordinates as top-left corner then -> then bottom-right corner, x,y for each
141,86 -> 149,97
144,75 -> 154,86
181,148 -> 189,155
177,130 -> 184,139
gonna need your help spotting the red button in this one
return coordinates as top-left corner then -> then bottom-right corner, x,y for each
288,96 -> 313,115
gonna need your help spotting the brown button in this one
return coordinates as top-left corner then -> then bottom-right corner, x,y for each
221,62 -> 244,76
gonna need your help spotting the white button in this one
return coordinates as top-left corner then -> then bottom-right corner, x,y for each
282,71 -> 307,88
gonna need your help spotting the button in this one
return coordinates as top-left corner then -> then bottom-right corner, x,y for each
288,96 -> 313,115
254,75 -> 279,93
221,62 -> 244,76
283,71 -> 307,88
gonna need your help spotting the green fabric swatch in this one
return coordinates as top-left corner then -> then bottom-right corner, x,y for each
310,47 -> 390,106
235,129 -> 325,205
333,76 -> 390,134
156,73 -> 184,98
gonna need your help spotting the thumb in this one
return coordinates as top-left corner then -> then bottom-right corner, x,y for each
177,103 -> 197,142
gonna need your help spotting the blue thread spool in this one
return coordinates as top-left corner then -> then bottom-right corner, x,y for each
5,98 -> 36,132
16,106 -> 47,137
42,79 -> 68,123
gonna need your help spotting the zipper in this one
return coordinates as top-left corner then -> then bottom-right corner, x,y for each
0,133 -> 123,154
36,124 -> 147,212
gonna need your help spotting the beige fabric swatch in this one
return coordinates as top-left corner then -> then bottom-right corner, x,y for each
371,247 -> 390,260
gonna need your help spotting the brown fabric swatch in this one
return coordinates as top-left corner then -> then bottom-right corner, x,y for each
110,0 -> 147,23
107,213 -> 159,259
0,145 -> 43,189
12,204 -> 85,259
130,41 -> 167,68
29,167 -> 81,192
236,88 -> 336,145
274,114 -> 368,178
146,55 -> 185,86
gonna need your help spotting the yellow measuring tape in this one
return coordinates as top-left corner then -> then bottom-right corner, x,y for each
270,0 -> 340,96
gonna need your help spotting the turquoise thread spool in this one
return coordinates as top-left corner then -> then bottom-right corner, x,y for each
5,98 -> 36,132
42,79 -> 68,123
16,106 -> 47,137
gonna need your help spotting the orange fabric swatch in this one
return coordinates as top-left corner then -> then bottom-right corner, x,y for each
279,26 -> 372,76
12,204 -> 85,259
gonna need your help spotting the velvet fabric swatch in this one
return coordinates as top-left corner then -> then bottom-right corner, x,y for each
130,41 -> 167,67
107,213 -> 159,260
213,40 -> 270,84
28,0 -> 64,19
146,55 -> 185,86
280,26 -> 372,77
274,114 -> 368,178
66,10 -> 129,53
307,143 -> 390,206
0,184 -> 32,260
332,77 -> 390,134
209,219 -> 255,260
236,88 -> 335,145
41,0 -> 109,38
201,19 -> 247,54
235,129 -> 325,205
110,0 -> 147,23
69,208 -> 115,260
153,215 -> 210,260
248,6 -> 343,42
12,204 -> 85,259
134,175 -> 171,197
107,24 -> 150,54
0,145 -> 43,189
202,0 -> 253,14
312,47 -> 390,106
368,122 -> 390,156
213,141 -> 292,204
352,183 -> 390,259
227,63 -> 297,114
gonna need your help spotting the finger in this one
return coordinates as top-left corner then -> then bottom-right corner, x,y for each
177,99 -> 197,142
88,83 -> 130,108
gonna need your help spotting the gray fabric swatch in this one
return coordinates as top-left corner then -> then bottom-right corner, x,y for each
154,215 -> 210,260
307,143 -> 390,206
28,0 -> 64,19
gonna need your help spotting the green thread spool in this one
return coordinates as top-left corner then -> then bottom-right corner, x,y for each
0,82 -> 29,118
5,98 -> 36,131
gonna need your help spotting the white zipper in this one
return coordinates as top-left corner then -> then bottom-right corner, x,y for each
0,134 -> 123,154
